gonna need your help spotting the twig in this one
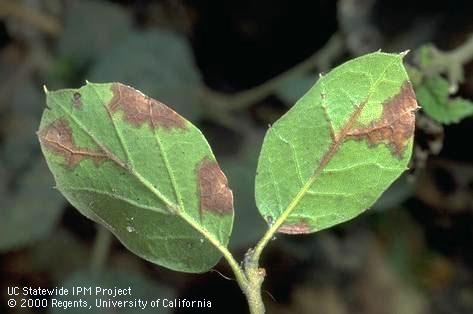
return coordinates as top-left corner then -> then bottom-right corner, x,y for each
0,0 -> 61,36
201,32 -> 345,110
90,226 -> 113,272
445,34 -> 473,67
421,33 -> 473,93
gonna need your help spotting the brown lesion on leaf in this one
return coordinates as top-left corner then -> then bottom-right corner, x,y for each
72,92 -> 82,109
38,119 -> 108,168
277,219 -> 311,234
197,157 -> 233,217
346,81 -> 419,158
108,83 -> 187,130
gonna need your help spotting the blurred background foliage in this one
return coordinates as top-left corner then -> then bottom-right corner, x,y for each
1,0 -> 473,313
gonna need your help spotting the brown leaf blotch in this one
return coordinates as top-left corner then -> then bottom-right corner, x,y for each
197,158 -> 233,216
38,119 -> 106,168
109,83 -> 187,130
278,220 -> 311,234
346,81 -> 418,158
72,92 -> 82,108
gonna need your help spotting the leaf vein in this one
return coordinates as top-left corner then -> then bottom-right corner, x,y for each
267,153 -> 283,213
90,84 -> 134,168
270,56 -> 401,231
51,95 -> 177,211
272,127 -> 304,186
319,80 -> 337,141
60,186 -> 170,214
325,162 -> 404,173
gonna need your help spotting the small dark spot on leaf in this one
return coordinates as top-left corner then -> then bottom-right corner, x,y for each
277,220 -> 311,234
197,157 -> 233,217
108,83 -> 187,130
72,92 -> 82,108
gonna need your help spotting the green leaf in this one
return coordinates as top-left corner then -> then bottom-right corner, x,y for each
416,75 -> 473,124
255,52 -> 417,234
416,44 -> 436,69
38,82 -> 233,273
58,0 -> 132,67
49,269 -> 174,314
2,80 -> 44,171
0,159 -> 64,252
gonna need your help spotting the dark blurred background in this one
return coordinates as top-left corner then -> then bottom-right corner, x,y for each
1,0 -> 473,313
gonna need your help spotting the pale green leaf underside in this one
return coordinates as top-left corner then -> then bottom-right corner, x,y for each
255,52 -> 417,234
38,82 -> 233,273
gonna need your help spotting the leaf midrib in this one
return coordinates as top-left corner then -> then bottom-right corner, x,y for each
270,56 -> 401,231
50,89 -> 229,252
51,94 -> 176,209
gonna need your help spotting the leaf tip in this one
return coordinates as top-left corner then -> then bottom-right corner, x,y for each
400,50 -> 410,58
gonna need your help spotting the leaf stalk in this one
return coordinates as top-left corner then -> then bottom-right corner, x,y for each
90,226 -> 113,272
